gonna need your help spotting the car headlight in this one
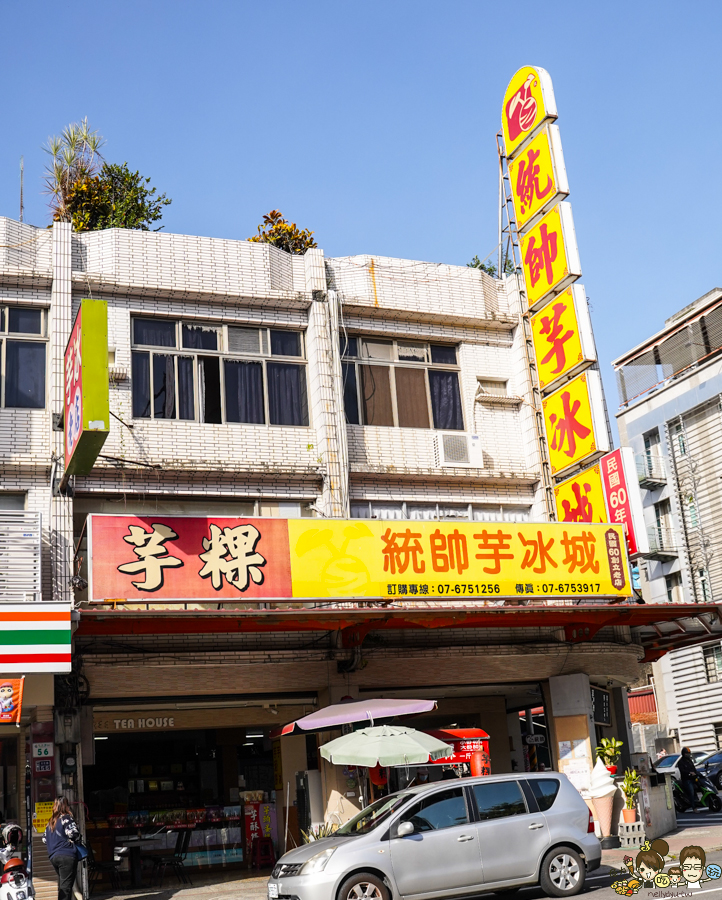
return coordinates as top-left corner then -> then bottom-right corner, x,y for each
301,847 -> 336,874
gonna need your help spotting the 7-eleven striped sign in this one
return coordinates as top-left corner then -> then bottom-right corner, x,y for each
0,603 -> 72,673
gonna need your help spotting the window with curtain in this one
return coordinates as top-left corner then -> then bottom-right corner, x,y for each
1,306 -> 47,409
342,337 -> 463,430
130,318 -> 307,426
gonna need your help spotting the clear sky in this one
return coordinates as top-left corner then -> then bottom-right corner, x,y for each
1,0 -> 720,427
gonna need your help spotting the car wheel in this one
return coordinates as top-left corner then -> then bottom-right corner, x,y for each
707,794 -> 722,812
539,846 -> 585,897
716,774 -> 722,791
338,872 -> 390,900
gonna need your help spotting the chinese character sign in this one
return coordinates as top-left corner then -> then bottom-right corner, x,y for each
519,203 -> 582,311
542,371 -> 609,475
530,285 -> 596,391
63,299 -> 109,476
554,466 -> 608,524
502,65 -> 558,160
89,516 -> 631,600
0,676 -> 24,727
507,126 -> 569,233
600,448 -> 650,556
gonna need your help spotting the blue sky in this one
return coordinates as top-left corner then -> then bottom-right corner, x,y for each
1,0 -> 720,424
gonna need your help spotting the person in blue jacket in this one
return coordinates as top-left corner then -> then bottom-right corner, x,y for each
42,798 -> 82,900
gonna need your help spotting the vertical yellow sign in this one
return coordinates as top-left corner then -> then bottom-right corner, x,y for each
543,371 -> 607,475
554,466 -> 608,524
508,126 -> 568,233
530,287 -> 595,391
502,66 -> 558,159
519,203 -> 581,311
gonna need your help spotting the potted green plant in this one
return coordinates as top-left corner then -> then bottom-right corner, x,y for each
621,767 -> 641,823
595,737 -> 624,774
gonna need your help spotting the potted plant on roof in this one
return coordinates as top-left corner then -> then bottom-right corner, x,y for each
595,737 -> 624,775
621,768 -> 641,823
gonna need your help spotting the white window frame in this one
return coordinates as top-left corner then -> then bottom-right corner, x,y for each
130,317 -> 308,426
0,304 -> 48,409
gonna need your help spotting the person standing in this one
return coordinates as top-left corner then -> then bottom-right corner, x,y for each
679,747 -> 701,812
42,798 -> 82,900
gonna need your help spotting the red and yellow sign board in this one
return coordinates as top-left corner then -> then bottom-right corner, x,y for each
555,465 -> 608,524
600,448 -> 649,556
88,515 -> 629,601
508,126 -> 568,233
543,370 -> 609,476
530,285 -> 595,391
520,202 -> 582,311
502,65 -> 558,160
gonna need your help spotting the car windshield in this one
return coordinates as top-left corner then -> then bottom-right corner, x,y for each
655,754 -> 679,768
336,793 -> 411,836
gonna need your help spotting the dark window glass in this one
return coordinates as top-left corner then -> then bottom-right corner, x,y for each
134,318 -> 176,347
395,368 -> 430,428
473,781 -> 526,821
342,364 -> 360,425
529,779 -> 560,811
361,365 -> 394,426
271,331 -> 301,357
132,352 -> 150,418
182,324 -> 218,351
399,788 -> 467,832
268,363 -> 308,426
178,357 -> 195,420
706,753 -> 722,765
5,341 -> 45,408
8,308 -> 42,335
225,360 -> 265,424
341,336 -> 358,358
431,344 -> 457,365
0,309 -> 5,331
153,355 -> 176,418
429,371 -> 463,430
199,356 -> 222,424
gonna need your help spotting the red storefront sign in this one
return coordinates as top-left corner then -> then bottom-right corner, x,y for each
423,729 -> 490,766
600,448 -> 649,556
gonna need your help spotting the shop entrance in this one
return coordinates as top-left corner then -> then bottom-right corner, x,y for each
84,725 -> 277,874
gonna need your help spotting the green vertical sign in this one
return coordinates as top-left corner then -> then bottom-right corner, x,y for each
64,299 -> 109,476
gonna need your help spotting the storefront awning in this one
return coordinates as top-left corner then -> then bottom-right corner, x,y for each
77,601 -> 720,661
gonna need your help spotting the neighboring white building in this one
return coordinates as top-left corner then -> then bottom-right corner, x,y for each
615,287 -> 722,752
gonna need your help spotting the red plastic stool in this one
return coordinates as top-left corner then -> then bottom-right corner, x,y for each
251,836 -> 276,869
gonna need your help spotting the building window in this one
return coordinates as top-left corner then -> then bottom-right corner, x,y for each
131,319 -> 308,426
688,495 -> 699,528
0,305 -> 46,409
699,568 -> 711,602
714,723 -> 722,750
350,501 -> 530,522
665,572 -> 682,603
342,337 -> 463,430
477,379 -> 508,397
673,422 -> 687,456
0,492 -> 26,510
704,645 -> 722,683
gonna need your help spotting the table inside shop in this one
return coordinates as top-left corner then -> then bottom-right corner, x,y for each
115,834 -> 167,887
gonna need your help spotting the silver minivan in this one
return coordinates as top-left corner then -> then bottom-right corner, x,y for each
268,772 -> 600,900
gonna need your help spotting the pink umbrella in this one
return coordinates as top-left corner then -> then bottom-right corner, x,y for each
271,697 -> 437,736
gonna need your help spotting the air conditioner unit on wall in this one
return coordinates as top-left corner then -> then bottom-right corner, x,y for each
435,433 -> 484,468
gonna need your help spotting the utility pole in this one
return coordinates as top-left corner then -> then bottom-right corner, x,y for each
19,156 -> 24,223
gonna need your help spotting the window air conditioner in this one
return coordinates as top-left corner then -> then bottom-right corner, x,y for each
435,433 -> 483,468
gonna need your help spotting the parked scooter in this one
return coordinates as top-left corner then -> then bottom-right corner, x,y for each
672,772 -> 722,813
0,824 -> 32,900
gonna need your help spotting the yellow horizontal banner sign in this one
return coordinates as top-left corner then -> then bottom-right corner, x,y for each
288,520 -> 629,599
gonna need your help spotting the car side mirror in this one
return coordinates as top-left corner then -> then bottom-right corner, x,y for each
396,821 -> 414,837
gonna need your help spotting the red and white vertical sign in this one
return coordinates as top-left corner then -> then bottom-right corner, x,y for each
600,447 -> 649,556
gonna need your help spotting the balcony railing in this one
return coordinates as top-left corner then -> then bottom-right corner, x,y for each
0,511 -> 42,601
637,453 -> 667,489
644,526 -> 678,561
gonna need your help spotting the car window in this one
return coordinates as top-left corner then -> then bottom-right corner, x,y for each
399,787 -> 468,832
528,779 -> 561,811
473,780 -> 527,820
337,793 -> 411,836
655,755 -> 679,768
705,753 -> 722,765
